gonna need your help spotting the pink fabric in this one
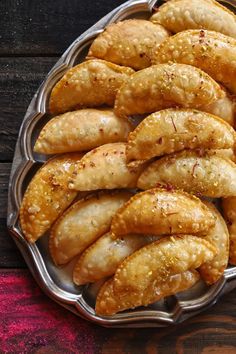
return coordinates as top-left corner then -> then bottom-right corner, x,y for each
1,270 -> 235,353
0,270 -> 100,353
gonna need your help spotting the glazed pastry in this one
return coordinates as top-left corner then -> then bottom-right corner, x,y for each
152,30 -> 236,95
49,59 -> 134,114
202,95 -> 235,127
222,197 -> 236,265
50,191 -> 132,265
206,148 -> 236,163
68,143 -> 146,191
34,109 -> 133,154
96,270 -> 200,315
114,63 -> 224,118
138,151 -> 236,198
126,108 -> 236,163
111,188 -> 215,237
73,232 -> 158,285
19,153 -> 83,243
198,202 -> 229,285
113,235 -> 216,294
150,0 -> 236,38
87,19 -> 170,70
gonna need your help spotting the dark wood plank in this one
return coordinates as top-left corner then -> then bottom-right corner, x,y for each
0,57 -> 57,161
0,0 -> 125,56
0,163 -> 10,218
0,220 -> 25,268
1,269 -> 236,353
0,163 -> 26,267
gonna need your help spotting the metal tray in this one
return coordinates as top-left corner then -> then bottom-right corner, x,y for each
7,0 -> 236,328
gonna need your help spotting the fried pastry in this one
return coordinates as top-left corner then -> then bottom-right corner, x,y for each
20,153 -> 83,243
34,109 -> 133,154
126,108 -> 236,163
50,191 -> 132,265
96,270 -> 200,315
138,151 -> 236,198
222,197 -> 236,265
206,148 -> 236,163
73,232 -> 158,285
202,95 -> 235,126
49,59 -> 134,115
87,19 -> 169,70
199,202 -> 229,284
113,235 -> 216,294
114,63 -> 224,118
68,143 -> 145,191
111,188 -> 215,237
150,0 -> 236,38
152,30 -> 236,95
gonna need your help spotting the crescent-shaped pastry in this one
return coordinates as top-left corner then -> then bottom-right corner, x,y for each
34,109 -> 133,154
150,0 -> 236,38
207,148 -> 236,163
152,30 -> 236,95
113,235 -> 216,294
49,59 -> 134,115
19,153 -> 83,243
68,143 -> 146,191
114,63 -> 225,118
73,233 -> 158,285
202,95 -> 235,127
50,191 -> 132,265
222,197 -> 236,265
199,202 -> 229,285
111,188 -> 215,237
137,151 -> 236,198
126,108 -> 235,163
87,19 -> 170,70
96,270 -> 200,315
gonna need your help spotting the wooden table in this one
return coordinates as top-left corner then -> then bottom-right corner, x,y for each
1,1 -> 236,352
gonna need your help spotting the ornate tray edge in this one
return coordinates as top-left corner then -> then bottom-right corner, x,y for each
7,0 -> 236,327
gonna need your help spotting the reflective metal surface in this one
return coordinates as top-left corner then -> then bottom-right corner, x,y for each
7,0 -> 236,327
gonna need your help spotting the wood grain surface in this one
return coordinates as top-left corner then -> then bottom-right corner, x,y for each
0,0 -> 124,55
1,0 -> 236,352
0,58 -> 57,161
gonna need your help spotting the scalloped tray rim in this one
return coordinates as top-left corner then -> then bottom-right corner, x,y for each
7,0 -> 236,328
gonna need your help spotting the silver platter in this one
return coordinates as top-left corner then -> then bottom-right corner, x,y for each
7,0 -> 236,327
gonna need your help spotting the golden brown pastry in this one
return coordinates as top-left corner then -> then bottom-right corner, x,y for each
49,59 -> 134,115
137,151 -> 236,198
19,153 -> 83,243
68,143 -> 146,191
202,95 -> 235,127
206,148 -> 236,163
34,109 -> 133,154
198,202 -> 229,285
113,235 -> 216,294
152,30 -> 236,95
126,108 -> 236,163
114,63 -> 224,118
96,270 -> 200,315
49,191 -> 132,265
87,19 -> 170,70
222,197 -> 236,265
111,188 -> 215,237
150,0 -> 236,38
73,232 -> 158,285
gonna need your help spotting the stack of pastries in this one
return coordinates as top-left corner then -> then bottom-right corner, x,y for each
20,0 -> 236,316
